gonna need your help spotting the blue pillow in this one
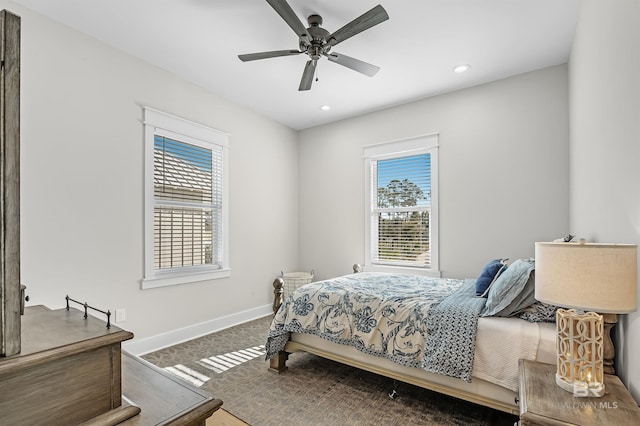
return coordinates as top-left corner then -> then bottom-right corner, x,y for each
482,258 -> 536,317
475,259 -> 508,296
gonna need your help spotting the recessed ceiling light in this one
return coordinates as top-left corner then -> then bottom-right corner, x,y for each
320,105 -> 331,111
453,64 -> 471,73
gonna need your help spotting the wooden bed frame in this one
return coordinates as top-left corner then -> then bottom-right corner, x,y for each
268,266 -> 522,415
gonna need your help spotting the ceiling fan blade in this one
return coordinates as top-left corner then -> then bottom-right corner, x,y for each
298,60 -> 317,91
327,5 -> 389,47
266,0 -> 311,41
327,52 -> 380,77
238,50 -> 301,62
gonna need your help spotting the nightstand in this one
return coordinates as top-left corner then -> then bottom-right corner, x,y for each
518,359 -> 640,425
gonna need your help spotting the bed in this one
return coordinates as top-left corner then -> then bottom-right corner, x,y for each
266,260 -> 558,415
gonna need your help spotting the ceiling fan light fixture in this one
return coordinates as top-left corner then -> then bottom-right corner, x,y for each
454,64 -> 471,73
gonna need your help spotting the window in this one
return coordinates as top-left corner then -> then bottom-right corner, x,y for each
364,134 -> 439,275
143,107 -> 229,289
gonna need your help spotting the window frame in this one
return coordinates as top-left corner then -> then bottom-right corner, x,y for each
142,107 -> 230,289
363,134 -> 440,277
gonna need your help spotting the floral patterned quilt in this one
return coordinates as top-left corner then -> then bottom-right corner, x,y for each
266,272 -> 485,382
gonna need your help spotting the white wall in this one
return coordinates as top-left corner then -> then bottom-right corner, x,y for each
569,0 -> 640,400
298,65 -> 570,281
4,2 -> 299,351
2,1 -> 582,364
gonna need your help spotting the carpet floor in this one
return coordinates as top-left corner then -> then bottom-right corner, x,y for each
143,315 -> 518,426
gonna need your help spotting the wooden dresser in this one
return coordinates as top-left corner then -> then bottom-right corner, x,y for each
0,306 -> 134,425
0,306 -> 222,425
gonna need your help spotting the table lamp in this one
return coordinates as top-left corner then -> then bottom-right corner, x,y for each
535,241 -> 637,397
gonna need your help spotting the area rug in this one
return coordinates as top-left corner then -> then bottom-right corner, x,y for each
143,316 -> 518,426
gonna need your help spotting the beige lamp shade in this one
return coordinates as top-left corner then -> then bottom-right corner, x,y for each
535,242 -> 638,313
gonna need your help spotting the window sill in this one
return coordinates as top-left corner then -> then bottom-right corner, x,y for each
141,268 -> 230,290
363,264 -> 441,278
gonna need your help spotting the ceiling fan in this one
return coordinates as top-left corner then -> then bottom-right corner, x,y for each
238,0 -> 389,91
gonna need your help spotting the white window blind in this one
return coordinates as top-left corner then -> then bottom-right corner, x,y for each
153,135 -> 222,270
364,135 -> 439,273
372,153 -> 431,265
143,107 -> 229,289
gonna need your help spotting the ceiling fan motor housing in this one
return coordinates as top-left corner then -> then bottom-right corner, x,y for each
300,14 -> 331,59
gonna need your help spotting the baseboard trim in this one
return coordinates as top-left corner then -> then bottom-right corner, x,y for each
124,304 -> 273,356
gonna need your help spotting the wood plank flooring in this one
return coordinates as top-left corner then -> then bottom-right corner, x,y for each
207,408 -> 250,426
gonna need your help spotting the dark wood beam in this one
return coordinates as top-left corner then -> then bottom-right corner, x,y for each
0,9 -> 21,357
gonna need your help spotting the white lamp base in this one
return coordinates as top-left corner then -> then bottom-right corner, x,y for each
555,309 -> 605,397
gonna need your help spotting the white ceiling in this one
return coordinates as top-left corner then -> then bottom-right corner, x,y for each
13,0 -> 581,130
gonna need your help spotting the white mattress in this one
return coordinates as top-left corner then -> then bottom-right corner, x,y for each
290,316 -> 556,402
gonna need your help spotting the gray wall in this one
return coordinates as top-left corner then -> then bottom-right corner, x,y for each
569,0 -> 640,399
19,4 -> 636,392
8,2 -> 299,348
298,65 -> 570,281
